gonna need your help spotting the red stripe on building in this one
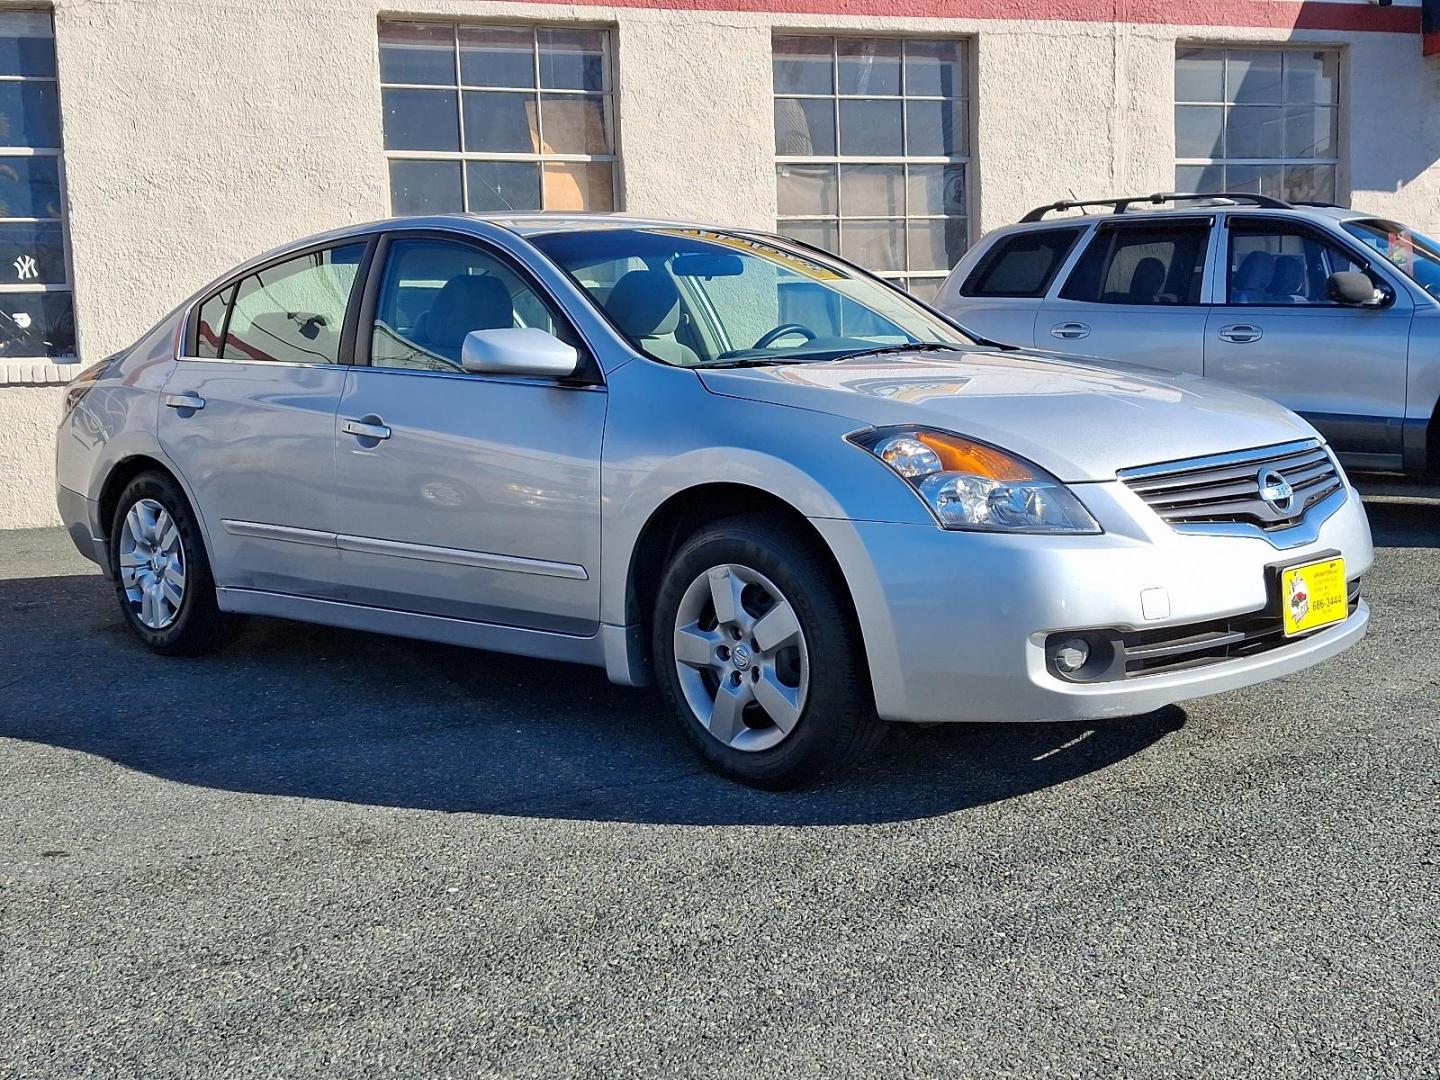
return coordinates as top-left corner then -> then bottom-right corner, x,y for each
505,0 -> 1421,34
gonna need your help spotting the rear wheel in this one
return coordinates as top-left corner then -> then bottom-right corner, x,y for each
652,515 -> 884,788
109,471 -> 241,655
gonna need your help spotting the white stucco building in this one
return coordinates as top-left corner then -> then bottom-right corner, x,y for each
1,0 -> 1437,528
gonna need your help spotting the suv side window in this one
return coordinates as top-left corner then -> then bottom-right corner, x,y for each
218,244 -> 366,363
1227,219 -> 1371,306
370,238 -> 576,373
1060,221 -> 1210,306
961,228 -> 1084,298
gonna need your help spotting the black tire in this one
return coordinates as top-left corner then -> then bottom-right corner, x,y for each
108,470 -> 242,656
652,514 -> 885,789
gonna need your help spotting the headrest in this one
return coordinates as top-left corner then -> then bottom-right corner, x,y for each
605,270 -> 680,338
427,274 -> 513,349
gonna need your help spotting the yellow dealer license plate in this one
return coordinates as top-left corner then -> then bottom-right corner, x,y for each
1280,556 -> 1348,637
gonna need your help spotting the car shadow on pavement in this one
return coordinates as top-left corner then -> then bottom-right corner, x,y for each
0,571 -> 1188,827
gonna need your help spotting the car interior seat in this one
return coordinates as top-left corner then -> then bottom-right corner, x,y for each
1267,255 -> 1308,304
1126,257 -> 1168,304
413,274 -> 516,365
1232,250 -> 1278,304
603,269 -> 701,365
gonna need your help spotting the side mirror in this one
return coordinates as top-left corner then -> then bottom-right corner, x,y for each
1326,271 -> 1389,308
460,327 -> 580,378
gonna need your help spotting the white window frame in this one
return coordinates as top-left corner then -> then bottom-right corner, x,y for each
773,33 -> 973,299
1174,44 -> 1343,204
379,20 -> 619,214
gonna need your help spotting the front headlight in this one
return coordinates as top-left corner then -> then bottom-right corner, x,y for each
849,427 -> 1101,535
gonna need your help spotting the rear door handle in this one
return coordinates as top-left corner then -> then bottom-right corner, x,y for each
342,416 -> 391,441
1049,322 -> 1091,340
162,392 -> 206,411
1217,324 -> 1263,344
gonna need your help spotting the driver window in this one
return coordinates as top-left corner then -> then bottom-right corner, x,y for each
1227,222 -> 1369,307
370,239 -> 568,372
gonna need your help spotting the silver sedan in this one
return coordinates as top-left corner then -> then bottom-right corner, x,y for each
55,216 -> 1373,787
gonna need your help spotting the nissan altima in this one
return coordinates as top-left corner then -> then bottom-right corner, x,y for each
55,215 -> 1373,787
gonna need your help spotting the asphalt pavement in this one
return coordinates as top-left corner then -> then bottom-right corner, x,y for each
1,502 -> 1436,1079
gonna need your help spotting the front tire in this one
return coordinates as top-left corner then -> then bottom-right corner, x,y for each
652,515 -> 884,788
109,471 -> 240,656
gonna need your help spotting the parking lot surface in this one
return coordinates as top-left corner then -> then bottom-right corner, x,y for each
1,502 -> 1436,1079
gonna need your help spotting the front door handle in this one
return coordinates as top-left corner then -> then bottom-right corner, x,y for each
162,392 -> 206,411
1049,322 -> 1091,340
1217,324 -> 1263,344
342,416 -> 391,441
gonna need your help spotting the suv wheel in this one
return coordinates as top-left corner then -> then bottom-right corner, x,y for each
110,471 -> 241,655
652,515 -> 884,788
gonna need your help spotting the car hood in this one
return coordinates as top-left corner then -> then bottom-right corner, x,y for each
697,348 -> 1320,482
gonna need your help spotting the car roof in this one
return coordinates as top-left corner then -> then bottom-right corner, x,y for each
993,201 -> 1381,237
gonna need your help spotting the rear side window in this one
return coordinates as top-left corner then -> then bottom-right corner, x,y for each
199,243 -> 365,363
960,228 -> 1083,298
1060,221 -> 1211,306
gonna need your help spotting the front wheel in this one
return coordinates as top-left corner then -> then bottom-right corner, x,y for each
652,515 -> 884,788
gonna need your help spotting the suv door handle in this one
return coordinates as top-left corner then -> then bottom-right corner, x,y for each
1049,322 -> 1091,340
162,392 -> 206,411
1218,324 -> 1263,344
342,416 -> 391,441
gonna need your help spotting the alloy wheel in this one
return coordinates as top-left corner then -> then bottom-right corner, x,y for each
118,498 -> 186,630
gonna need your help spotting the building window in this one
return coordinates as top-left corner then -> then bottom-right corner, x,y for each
378,20 -> 616,215
1174,46 -> 1340,204
773,35 -> 970,302
0,11 -> 74,360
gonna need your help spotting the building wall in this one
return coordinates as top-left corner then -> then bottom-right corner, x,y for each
1,0 -> 1436,527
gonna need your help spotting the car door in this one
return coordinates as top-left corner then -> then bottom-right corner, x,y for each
331,233 -> 605,634
1204,215 -> 1413,468
158,240 -> 370,595
1034,216 -> 1215,372
935,225 -> 1088,348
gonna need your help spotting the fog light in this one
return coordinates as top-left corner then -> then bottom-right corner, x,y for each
1052,638 -> 1091,674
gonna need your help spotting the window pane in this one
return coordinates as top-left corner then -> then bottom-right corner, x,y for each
0,11 -> 55,78
537,29 -> 604,91
773,36 -> 833,95
1224,163 -> 1283,197
1174,105 -> 1224,159
540,94 -> 608,155
840,164 -> 904,217
0,156 -> 62,219
0,290 -> 73,359
542,162 -> 613,210
907,278 -> 941,303
1175,163 -> 1224,193
1061,225 -> 1210,305
904,39 -> 963,97
774,98 -> 834,156
1225,105 -> 1284,159
962,230 -> 1082,298
838,38 -> 900,96
907,218 -> 967,272
907,164 -> 966,215
1283,164 -> 1336,204
1226,224 -> 1359,305
839,99 -> 902,156
382,88 -> 459,151
1175,48 -> 1224,103
1284,106 -> 1335,159
1283,50 -> 1338,105
905,98 -> 967,156
459,25 -> 535,88
776,164 -> 837,216
225,245 -> 364,364
466,161 -> 541,212
462,91 -> 538,153
0,221 -> 64,285
842,219 -> 905,272
389,160 -> 462,214
779,219 -> 837,254
0,82 -> 60,149
379,21 -> 456,85
195,286 -> 232,358
1228,51 -> 1283,104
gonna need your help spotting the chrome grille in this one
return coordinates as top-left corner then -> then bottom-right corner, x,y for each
1118,439 -> 1342,531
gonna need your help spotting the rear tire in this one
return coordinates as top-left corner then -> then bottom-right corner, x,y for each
109,471 -> 241,656
652,514 -> 885,789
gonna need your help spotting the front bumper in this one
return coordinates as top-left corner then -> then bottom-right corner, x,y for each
813,480 -> 1374,724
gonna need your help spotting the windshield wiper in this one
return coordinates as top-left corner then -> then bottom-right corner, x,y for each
696,356 -> 826,369
836,341 -> 970,361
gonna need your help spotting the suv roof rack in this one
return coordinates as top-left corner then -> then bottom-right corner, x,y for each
1020,191 -> 1292,223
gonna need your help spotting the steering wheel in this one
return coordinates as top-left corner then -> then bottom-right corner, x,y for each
752,323 -> 817,350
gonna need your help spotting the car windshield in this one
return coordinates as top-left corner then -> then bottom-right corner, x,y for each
529,226 -> 971,367
1342,218 -> 1440,299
